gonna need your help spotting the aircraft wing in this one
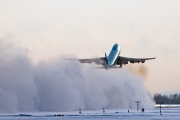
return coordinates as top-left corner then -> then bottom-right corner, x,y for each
118,56 -> 155,64
78,57 -> 106,65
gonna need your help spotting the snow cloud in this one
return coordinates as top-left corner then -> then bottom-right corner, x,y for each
0,39 -> 154,113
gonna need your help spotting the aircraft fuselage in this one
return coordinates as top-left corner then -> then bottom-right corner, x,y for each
105,43 -> 120,68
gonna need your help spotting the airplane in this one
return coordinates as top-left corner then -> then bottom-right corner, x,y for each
67,43 -> 155,69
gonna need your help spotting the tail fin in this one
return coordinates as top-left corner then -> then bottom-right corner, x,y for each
105,53 -> 107,59
105,53 -> 108,62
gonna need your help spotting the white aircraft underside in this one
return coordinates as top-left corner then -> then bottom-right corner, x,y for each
77,43 -> 155,69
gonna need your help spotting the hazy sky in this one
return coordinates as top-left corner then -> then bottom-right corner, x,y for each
0,0 -> 180,93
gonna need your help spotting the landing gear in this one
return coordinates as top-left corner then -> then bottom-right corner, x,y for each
120,64 -> 122,68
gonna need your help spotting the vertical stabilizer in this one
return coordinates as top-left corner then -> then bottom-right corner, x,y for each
105,53 -> 108,67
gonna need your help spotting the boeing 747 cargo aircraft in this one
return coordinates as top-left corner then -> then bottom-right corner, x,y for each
68,43 -> 155,69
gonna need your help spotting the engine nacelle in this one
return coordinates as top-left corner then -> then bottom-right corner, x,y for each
141,60 -> 145,63
122,61 -> 128,64
130,60 -> 134,63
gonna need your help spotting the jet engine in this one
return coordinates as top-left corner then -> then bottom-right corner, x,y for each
130,60 -> 134,63
141,60 -> 145,63
123,61 -> 128,64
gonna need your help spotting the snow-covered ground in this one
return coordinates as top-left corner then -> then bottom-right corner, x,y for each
0,108 -> 180,120
155,104 -> 180,108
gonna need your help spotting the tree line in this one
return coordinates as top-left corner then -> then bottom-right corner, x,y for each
154,93 -> 180,104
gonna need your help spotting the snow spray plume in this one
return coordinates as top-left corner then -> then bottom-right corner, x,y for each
0,40 -> 154,113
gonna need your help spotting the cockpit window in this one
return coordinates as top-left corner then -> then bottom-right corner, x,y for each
112,44 -> 118,50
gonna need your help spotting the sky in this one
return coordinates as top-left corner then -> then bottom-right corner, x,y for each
0,0 -> 180,94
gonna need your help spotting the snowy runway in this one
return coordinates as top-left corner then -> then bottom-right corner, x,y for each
1,108 -> 180,120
